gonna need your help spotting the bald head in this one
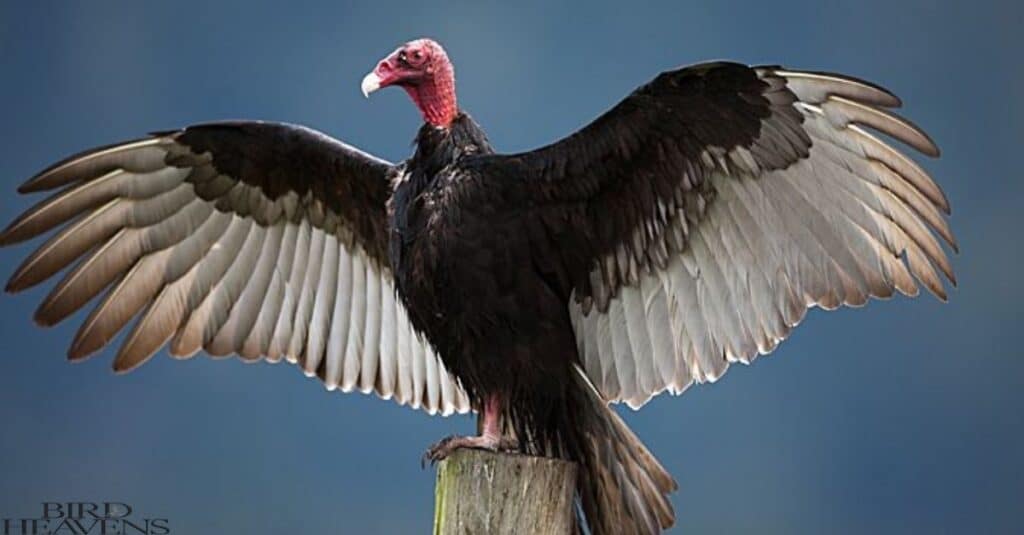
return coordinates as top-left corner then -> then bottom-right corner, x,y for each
362,38 -> 458,127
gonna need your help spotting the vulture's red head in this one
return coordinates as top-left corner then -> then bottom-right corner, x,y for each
362,38 -> 458,127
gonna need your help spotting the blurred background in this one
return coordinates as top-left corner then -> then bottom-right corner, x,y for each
0,1 -> 1020,533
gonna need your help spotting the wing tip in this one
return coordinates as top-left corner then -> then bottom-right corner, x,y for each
5,273 -> 30,294
16,135 -> 170,195
893,112 -> 941,158
17,170 -> 58,194
111,361 -> 134,374
0,233 -> 16,248
32,308 -> 60,328
775,67 -> 904,108
66,343 -> 93,363
112,353 -> 148,374
900,116 -> 941,158
0,216 -> 32,246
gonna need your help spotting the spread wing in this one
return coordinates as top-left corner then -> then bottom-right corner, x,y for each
1,121 -> 469,415
470,62 -> 955,408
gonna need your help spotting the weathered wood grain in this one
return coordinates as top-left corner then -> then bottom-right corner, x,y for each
433,449 -> 577,534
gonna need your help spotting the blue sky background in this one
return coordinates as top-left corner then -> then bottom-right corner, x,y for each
0,1 -> 1021,533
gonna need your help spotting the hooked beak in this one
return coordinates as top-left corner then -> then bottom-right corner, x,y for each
361,72 -> 382,98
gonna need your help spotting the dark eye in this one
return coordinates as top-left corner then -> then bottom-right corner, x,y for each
398,50 -> 408,62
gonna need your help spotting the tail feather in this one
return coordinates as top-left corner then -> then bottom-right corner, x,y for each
571,365 -> 677,534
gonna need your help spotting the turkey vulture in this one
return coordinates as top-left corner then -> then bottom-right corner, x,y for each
1,38 -> 955,534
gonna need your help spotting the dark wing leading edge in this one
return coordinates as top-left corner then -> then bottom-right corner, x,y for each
1,121 -> 468,416
469,62 -> 955,409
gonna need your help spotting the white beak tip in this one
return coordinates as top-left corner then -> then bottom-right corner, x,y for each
361,73 -> 381,98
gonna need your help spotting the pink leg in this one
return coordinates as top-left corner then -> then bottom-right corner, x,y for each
479,395 -> 502,443
423,395 -> 517,465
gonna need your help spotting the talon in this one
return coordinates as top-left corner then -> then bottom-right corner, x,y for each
422,435 -> 461,468
421,433 -> 507,467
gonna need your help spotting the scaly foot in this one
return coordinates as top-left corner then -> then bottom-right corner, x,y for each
421,434 -> 519,467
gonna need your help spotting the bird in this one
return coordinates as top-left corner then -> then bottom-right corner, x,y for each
1,37 -> 956,534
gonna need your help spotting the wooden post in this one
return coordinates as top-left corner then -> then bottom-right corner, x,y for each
433,449 -> 578,535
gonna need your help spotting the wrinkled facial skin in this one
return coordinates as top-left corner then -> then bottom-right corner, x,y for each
362,38 -> 457,127
362,40 -> 435,96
